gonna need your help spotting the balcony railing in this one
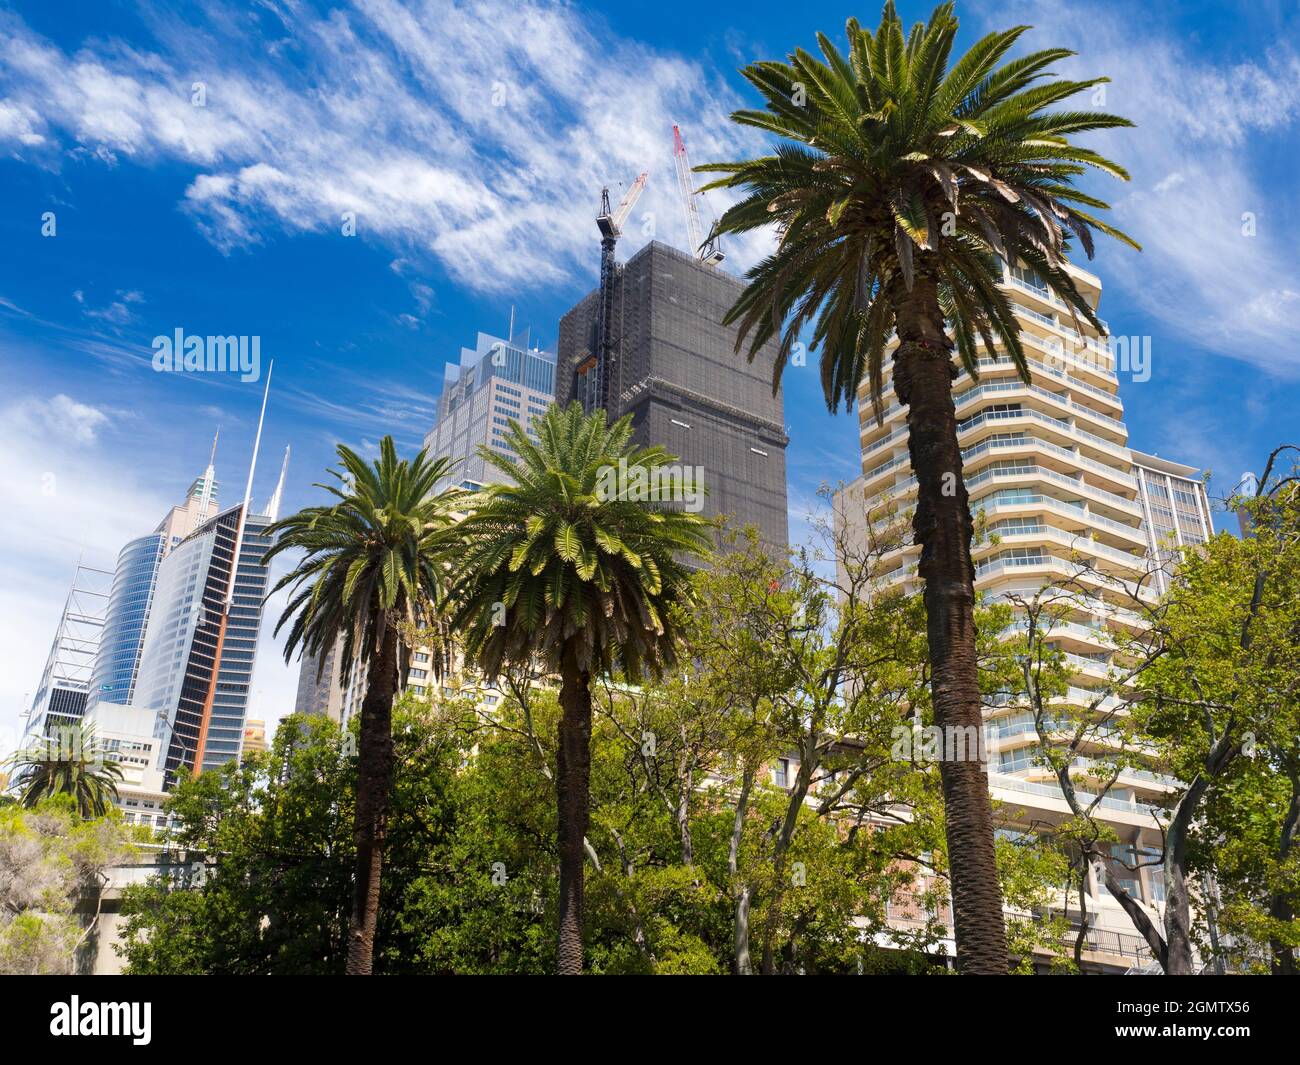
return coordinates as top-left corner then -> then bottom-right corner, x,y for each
965,406 -> 1129,461
964,463 -> 1141,518
958,355 -> 1122,407
981,520 -> 1147,572
974,553 -> 1158,604
1013,302 -> 1110,346
953,379 -> 1129,436
974,494 -> 1148,544
962,433 -> 1137,489
987,771 -> 1164,817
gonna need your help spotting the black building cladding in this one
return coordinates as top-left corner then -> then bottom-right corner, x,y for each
557,241 -> 789,549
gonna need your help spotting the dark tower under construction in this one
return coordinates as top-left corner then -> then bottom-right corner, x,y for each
558,239 -> 789,549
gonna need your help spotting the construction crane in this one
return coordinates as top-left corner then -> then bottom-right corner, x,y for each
672,124 -> 724,266
578,171 -> 647,415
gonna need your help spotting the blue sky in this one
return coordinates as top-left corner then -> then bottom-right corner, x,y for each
1,0 -> 1298,744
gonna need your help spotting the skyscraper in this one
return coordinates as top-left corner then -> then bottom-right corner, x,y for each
556,240 -> 789,549
294,641 -> 345,723
86,437 -> 220,712
132,498 -> 278,784
423,329 -> 556,490
83,379 -> 287,791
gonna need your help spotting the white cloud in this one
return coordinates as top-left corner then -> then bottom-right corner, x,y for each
0,388 -> 304,747
9,393 -> 112,443
0,1 -> 775,293
990,0 -> 1300,372
0,392 -> 163,735
0,96 -> 43,146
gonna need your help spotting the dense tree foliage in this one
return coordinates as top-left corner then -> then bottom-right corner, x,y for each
0,797 -> 134,974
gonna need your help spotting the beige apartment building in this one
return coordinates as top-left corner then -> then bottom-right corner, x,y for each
834,260 -> 1200,972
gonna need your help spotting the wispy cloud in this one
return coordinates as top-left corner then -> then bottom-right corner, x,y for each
0,391 -> 165,721
990,0 -> 1300,372
0,0 -> 773,293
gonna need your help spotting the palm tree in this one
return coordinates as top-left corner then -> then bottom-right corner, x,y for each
7,724 -> 123,818
699,2 -> 1138,973
446,402 -> 711,973
265,437 -> 459,975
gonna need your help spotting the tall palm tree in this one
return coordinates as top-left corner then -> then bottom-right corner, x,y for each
7,724 -> 123,818
265,437 -> 459,975
700,2 -> 1138,973
446,402 -> 711,974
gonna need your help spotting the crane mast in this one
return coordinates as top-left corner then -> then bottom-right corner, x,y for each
672,124 -> 723,266
579,171 -> 646,416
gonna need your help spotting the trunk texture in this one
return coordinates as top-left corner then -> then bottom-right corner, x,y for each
1163,860 -> 1195,975
555,646 -> 593,975
730,767 -> 755,975
345,621 -> 398,975
893,273 -> 1009,975
1161,779 -> 1208,975
760,749 -> 814,975
1269,767 -> 1300,975
1103,866 -> 1167,970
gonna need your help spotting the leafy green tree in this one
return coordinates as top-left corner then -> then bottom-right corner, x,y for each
701,2 -> 1138,973
6,724 -> 123,818
0,798 -> 134,974
446,402 -> 711,973
264,438 -> 459,975
118,703 -> 473,974
1202,752 -> 1300,974
995,570 -> 1174,970
1134,448 -> 1300,974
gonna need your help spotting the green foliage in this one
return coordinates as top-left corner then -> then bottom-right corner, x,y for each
6,724 -> 124,818
119,702 -> 470,974
447,401 -> 713,680
265,435 -> 460,682
1139,458 -> 1300,971
0,798 -> 134,974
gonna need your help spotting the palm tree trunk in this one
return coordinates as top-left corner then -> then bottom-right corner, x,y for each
345,621 -> 399,975
556,644 -> 593,975
893,272 -> 1009,975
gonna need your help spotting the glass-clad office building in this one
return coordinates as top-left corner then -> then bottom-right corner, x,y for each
133,504 -> 273,786
423,330 -> 556,490
87,532 -> 165,708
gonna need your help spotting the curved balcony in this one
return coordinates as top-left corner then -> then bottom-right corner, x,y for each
977,522 -> 1147,576
953,379 -> 1128,439
937,460 -> 1141,520
958,355 -> 1123,410
961,434 -> 1136,493
974,550 -> 1159,606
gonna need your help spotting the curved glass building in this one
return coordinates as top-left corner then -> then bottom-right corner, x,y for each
133,503 -> 273,784
88,532 -> 165,708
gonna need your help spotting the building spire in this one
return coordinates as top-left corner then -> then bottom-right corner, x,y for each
198,427 -> 219,516
226,362 -> 272,611
265,445 -> 290,521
